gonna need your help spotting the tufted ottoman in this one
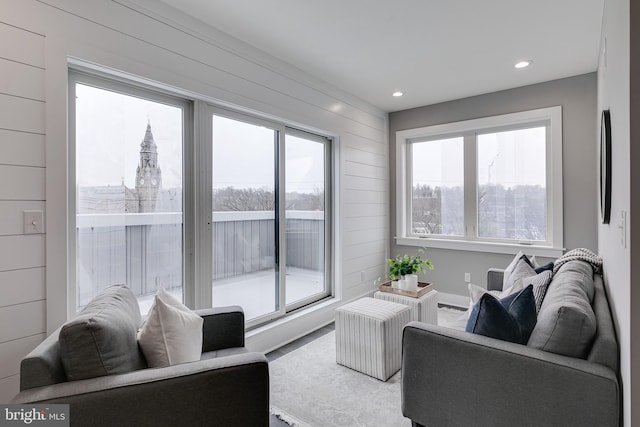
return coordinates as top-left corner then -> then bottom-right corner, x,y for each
335,297 -> 411,381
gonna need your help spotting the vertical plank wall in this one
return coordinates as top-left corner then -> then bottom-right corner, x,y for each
0,0 -> 389,400
0,21 -> 46,402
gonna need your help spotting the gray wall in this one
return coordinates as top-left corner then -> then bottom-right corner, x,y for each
389,73 -> 597,298
598,0 -> 634,424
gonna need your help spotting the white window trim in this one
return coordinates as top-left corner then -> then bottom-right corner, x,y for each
395,106 -> 564,258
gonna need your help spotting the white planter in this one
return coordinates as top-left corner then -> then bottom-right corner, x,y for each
406,274 -> 419,291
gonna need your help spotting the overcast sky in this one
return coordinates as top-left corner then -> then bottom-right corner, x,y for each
76,83 -> 324,193
412,126 -> 546,189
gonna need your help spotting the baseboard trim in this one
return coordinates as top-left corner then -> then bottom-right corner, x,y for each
438,292 -> 469,309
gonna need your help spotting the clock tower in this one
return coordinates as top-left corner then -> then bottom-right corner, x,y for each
135,123 -> 162,213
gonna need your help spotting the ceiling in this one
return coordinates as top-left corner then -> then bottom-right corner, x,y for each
157,0 -> 605,112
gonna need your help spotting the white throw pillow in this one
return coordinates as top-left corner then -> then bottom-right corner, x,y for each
138,287 -> 203,368
468,283 -> 503,313
502,252 -> 537,295
503,256 -> 536,295
467,272 -> 528,317
502,251 -> 525,289
468,252 -> 525,313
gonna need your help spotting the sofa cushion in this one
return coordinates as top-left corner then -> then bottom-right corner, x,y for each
58,284 -> 146,381
138,287 -> 204,368
466,285 -> 537,344
527,260 -> 596,358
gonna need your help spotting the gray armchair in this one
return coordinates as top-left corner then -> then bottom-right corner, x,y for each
402,265 -> 620,427
12,305 -> 270,427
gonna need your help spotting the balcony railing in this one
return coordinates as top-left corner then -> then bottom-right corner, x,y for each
76,210 -> 324,308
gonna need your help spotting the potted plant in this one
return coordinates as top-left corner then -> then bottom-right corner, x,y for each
385,248 -> 434,281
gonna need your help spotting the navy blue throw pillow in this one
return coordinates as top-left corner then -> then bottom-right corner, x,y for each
465,285 -> 537,344
520,254 -> 535,269
534,261 -> 554,274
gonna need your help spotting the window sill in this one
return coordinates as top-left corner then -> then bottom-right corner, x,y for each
395,236 -> 564,258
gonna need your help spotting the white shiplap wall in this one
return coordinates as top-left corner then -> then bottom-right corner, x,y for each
0,0 -> 389,400
0,18 -> 47,403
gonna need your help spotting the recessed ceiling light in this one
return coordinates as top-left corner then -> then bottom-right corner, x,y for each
392,91 -> 404,97
515,60 -> 532,69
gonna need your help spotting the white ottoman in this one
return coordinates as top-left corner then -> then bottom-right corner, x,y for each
335,297 -> 411,381
374,289 -> 439,325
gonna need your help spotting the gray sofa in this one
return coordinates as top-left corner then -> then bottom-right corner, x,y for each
11,285 -> 270,427
402,260 -> 620,427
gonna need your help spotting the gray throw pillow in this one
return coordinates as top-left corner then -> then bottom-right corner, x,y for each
522,269 -> 553,313
527,261 -> 596,359
58,284 -> 146,381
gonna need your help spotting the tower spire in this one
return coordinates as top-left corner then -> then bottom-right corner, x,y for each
135,122 -> 162,212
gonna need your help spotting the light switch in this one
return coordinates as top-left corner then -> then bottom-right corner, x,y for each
619,210 -> 627,248
23,210 -> 44,234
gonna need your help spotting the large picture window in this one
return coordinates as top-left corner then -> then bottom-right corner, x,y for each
396,107 -> 563,256
70,71 -> 332,327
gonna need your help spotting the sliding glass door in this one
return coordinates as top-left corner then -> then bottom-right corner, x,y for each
211,111 -> 331,326
69,70 -> 331,327
211,114 -> 279,321
284,130 -> 329,310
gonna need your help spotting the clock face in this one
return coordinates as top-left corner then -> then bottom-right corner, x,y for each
139,178 -> 145,185
152,178 -> 157,186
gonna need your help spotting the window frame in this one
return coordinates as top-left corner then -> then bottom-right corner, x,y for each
395,106 -> 564,257
68,70 -> 194,315
68,68 -> 334,326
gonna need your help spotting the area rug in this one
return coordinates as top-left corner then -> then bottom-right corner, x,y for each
270,307 -> 468,426
270,331 -> 410,427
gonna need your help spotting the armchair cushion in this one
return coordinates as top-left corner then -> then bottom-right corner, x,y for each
466,285 -> 537,344
58,285 -> 146,381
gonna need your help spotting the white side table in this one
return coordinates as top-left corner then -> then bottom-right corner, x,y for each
374,289 -> 439,325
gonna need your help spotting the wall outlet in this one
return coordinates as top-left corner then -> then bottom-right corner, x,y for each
23,210 -> 44,234
464,273 -> 471,283
360,271 -> 365,282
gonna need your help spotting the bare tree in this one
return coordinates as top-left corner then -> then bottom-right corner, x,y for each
213,187 -> 275,211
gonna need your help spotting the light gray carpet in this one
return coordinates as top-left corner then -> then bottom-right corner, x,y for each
270,331 -> 410,427
270,307 -> 468,427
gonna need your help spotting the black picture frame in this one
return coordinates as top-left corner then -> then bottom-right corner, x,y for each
600,109 -> 612,224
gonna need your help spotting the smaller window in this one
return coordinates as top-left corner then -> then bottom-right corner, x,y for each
396,107 -> 563,257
